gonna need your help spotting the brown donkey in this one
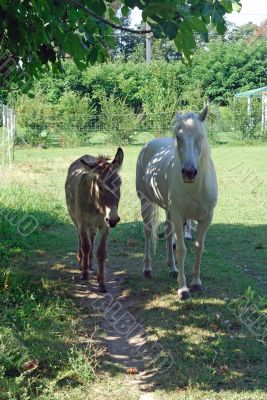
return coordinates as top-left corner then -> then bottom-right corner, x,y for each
65,148 -> 124,292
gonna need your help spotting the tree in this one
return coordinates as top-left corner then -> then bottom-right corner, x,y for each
110,11 -> 144,60
0,0 -> 242,92
226,22 -> 257,41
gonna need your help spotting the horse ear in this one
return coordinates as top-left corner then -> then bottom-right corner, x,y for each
112,147 -> 124,169
199,105 -> 208,121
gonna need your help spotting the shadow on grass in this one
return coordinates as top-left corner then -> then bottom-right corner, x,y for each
100,221 -> 267,393
1,207 -> 266,395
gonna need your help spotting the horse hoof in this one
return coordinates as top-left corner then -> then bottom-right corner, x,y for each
98,283 -> 108,293
177,288 -> 190,300
80,272 -> 89,280
190,284 -> 204,292
169,270 -> 178,279
184,235 -> 193,241
144,270 -> 153,279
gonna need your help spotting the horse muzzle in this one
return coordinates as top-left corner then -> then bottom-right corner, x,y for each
181,165 -> 197,183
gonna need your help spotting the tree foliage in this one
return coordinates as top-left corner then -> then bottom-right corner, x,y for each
0,0 -> 241,91
21,36 -> 265,107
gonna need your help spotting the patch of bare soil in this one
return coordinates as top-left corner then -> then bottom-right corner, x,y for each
65,257 -> 158,399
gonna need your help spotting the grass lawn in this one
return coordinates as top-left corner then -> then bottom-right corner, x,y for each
0,143 -> 266,399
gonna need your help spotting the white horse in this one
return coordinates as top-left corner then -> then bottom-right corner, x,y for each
136,106 -> 218,300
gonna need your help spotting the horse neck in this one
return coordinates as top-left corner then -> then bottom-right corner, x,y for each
198,143 -> 213,186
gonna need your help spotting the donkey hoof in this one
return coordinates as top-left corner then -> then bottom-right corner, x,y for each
144,270 -> 153,279
190,283 -> 204,292
169,270 -> 178,279
98,283 -> 108,293
80,272 -> 89,281
177,288 -> 190,300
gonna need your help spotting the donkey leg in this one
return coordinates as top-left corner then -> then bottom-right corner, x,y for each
165,214 -> 178,278
89,230 -> 96,272
77,232 -> 82,270
173,218 -> 189,300
79,226 -> 91,280
96,227 -> 109,292
141,199 -> 156,278
190,214 -> 213,292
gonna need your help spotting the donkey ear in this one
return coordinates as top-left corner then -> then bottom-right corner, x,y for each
199,105 -> 208,121
112,147 -> 124,169
175,112 -> 182,120
80,156 -> 98,170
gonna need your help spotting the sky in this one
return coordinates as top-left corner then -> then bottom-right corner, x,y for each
130,0 -> 267,27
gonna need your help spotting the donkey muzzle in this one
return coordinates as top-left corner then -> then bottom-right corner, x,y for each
181,165 -> 197,183
106,216 -> 120,228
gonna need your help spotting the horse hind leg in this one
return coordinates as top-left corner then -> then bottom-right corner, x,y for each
165,214 -> 178,278
184,219 -> 193,240
140,198 -> 157,278
172,219 -> 195,249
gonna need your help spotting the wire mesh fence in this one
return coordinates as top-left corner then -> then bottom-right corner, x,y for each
14,105 -> 266,148
1,105 -> 15,180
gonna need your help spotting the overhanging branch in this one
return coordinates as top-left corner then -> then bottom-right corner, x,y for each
70,0 -> 152,35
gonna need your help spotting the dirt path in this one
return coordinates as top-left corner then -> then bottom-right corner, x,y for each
69,260 -> 158,400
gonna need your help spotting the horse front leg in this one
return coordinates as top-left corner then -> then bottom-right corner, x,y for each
140,199 -> 156,278
96,227 -> 109,292
172,217 -> 189,300
190,214 -> 213,292
165,214 -> 178,278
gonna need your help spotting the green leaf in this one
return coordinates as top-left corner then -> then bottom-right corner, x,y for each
202,3 -> 213,17
121,5 -> 129,17
142,3 -> 176,20
187,16 -> 208,33
64,32 -> 84,59
124,0 -> 142,8
89,0 -> 106,15
180,21 -> 196,51
232,1 -> 242,12
161,20 -> 179,40
221,0 -> 233,13
216,21 -> 227,35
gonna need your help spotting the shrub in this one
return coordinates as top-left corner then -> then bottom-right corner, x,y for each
232,98 -> 262,140
99,93 -> 138,144
15,91 -> 95,146
56,91 -> 95,134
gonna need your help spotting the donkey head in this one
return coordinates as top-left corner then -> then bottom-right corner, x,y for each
81,148 -> 124,228
174,106 -> 208,183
